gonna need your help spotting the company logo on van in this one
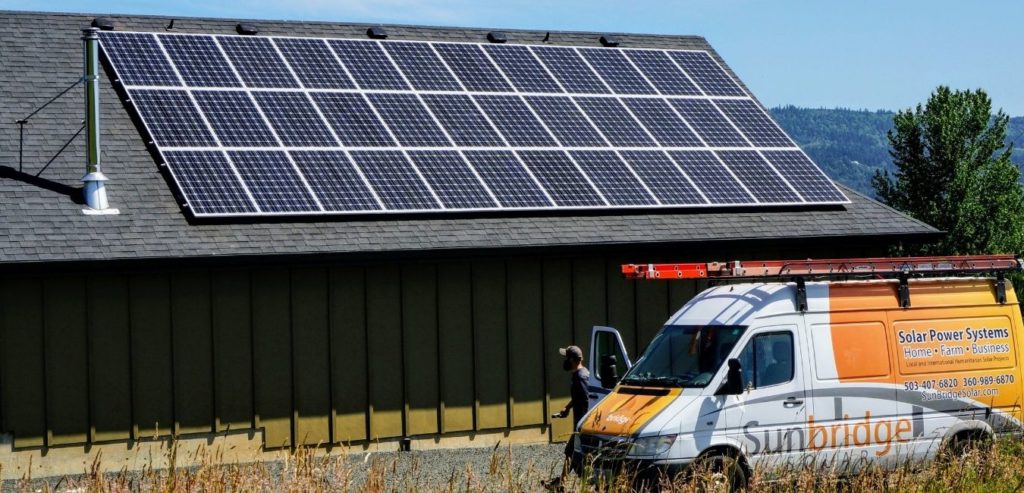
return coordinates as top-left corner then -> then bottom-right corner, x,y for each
606,414 -> 630,425
742,399 -> 924,457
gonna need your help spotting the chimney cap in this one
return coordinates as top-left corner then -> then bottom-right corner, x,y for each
236,23 -> 259,35
366,26 -> 388,39
486,31 -> 507,43
599,35 -> 620,47
91,17 -> 115,31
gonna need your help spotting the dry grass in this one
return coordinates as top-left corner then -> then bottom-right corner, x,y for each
6,439 -> 1024,492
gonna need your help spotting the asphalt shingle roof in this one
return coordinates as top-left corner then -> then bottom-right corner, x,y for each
0,11 -> 939,264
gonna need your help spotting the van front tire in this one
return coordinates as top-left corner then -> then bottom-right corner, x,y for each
693,454 -> 747,492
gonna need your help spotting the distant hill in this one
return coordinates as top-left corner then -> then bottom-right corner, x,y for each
769,106 -> 1024,197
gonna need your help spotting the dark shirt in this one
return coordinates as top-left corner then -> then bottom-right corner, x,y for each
570,367 -> 591,426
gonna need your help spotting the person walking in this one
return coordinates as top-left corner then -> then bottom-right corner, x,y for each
545,345 -> 591,489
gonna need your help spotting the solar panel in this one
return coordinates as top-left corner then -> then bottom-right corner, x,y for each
434,43 -> 512,92
570,151 -> 657,206
159,34 -> 240,87
463,151 -> 553,208
716,150 -> 801,203
408,151 -> 498,209
761,150 -> 847,203
474,95 -> 557,146
350,151 -> 440,210
218,36 -> 299,88
382,42 -> 462,91
329,39 -> 409,90
619,150 -> 705,205
517,151 -> 605,206
131,90 -> 216,147
668,151 -> 754,204
100,31 -> 848,217
621,98 -> 703,147
483,45 -> 562,93
192,91 -> 277,146
667,51 -> 746,97
99,32 -> 180,86
367,93 -> 452,147
311,93 -> 396,147
525,96 -> 607,147
623,50 -> 700,96
252,92 -> 336,147
162,151 -> 255,214
575,97 -> 656,146
274,37 -> 355,89
531,46 -> 610,94
290,151 -> 381,211
421,94 -> 505,147
712,99 -> 794,147
669,99 -> 748,147
228,150 -> 320,212
577,48 -> 656,95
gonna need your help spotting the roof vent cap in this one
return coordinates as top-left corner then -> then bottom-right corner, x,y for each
91,17 -> 115,31
366,26 -> 388,39
486,31 -> 507,43
236,23 -> 259,35
599,35 -> 620,47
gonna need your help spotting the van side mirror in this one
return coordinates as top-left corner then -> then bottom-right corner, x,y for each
716,358 -> 743,395
599,354 -> 619,388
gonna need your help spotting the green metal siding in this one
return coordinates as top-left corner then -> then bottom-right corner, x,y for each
1,277 -> 46,447
251,269 -> 293,448
211,270 -> 254,432
329,266 -> 369,444
0,245 -> 888,449
88,275 -> 132,443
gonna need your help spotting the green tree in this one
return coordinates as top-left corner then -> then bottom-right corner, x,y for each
872,86 -> 1024,256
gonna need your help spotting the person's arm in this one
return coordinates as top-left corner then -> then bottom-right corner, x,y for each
552,401 -> 571,418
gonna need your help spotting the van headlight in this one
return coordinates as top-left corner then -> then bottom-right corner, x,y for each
628,434 -> 677,457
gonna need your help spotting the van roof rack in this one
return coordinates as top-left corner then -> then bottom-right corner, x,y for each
622,254 -> 1023,309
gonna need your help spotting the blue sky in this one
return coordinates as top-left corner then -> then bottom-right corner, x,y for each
7,0 -> 1022,114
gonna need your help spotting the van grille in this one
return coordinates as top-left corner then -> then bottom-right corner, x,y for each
580,434 -> 632,460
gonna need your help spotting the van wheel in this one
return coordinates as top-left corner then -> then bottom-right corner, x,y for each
694,454 -> 747,493
944,431 -> 991,460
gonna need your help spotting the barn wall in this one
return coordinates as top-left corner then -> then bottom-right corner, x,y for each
0,244 -> 881,450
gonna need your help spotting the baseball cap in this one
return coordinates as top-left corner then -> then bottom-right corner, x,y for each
559,345 -> 583,360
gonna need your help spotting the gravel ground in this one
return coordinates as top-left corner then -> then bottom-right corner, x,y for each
2,442 -> 568,492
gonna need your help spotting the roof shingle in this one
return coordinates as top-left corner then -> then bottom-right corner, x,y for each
0,11 -> 939,264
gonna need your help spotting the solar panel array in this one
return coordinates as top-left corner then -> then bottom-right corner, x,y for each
99,31 -> 848,217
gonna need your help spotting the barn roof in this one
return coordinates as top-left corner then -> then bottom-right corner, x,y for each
0,11 -> 939,264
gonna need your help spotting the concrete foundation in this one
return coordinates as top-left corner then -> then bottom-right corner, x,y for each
0,426 -> 551,481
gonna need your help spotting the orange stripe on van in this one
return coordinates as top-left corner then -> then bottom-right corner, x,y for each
579,387 -> 681,436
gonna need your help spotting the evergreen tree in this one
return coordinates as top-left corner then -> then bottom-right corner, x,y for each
873,86 -> 1024,256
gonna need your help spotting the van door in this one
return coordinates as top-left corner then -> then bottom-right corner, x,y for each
728,325 -> 810,465
807,317 -> 899,471
588,326 -> 632,407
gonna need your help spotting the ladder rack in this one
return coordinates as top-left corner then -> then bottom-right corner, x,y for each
621,254 -> 1023,309
622,255 -> 1021,280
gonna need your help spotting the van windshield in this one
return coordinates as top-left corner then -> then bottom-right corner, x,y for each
620,325 -> 746,388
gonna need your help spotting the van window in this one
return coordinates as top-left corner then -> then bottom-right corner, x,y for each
594,330 -> 627,381
621,325 -> 746,388
737,332 -> 794,388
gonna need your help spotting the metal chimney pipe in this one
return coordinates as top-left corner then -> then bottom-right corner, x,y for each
81,27 -> 113,213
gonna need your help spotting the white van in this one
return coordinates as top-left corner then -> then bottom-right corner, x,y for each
577,258 -> 1024,487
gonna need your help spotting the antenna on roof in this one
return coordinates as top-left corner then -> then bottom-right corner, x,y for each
542,32 -> 550,42
165,19 -> 175,30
